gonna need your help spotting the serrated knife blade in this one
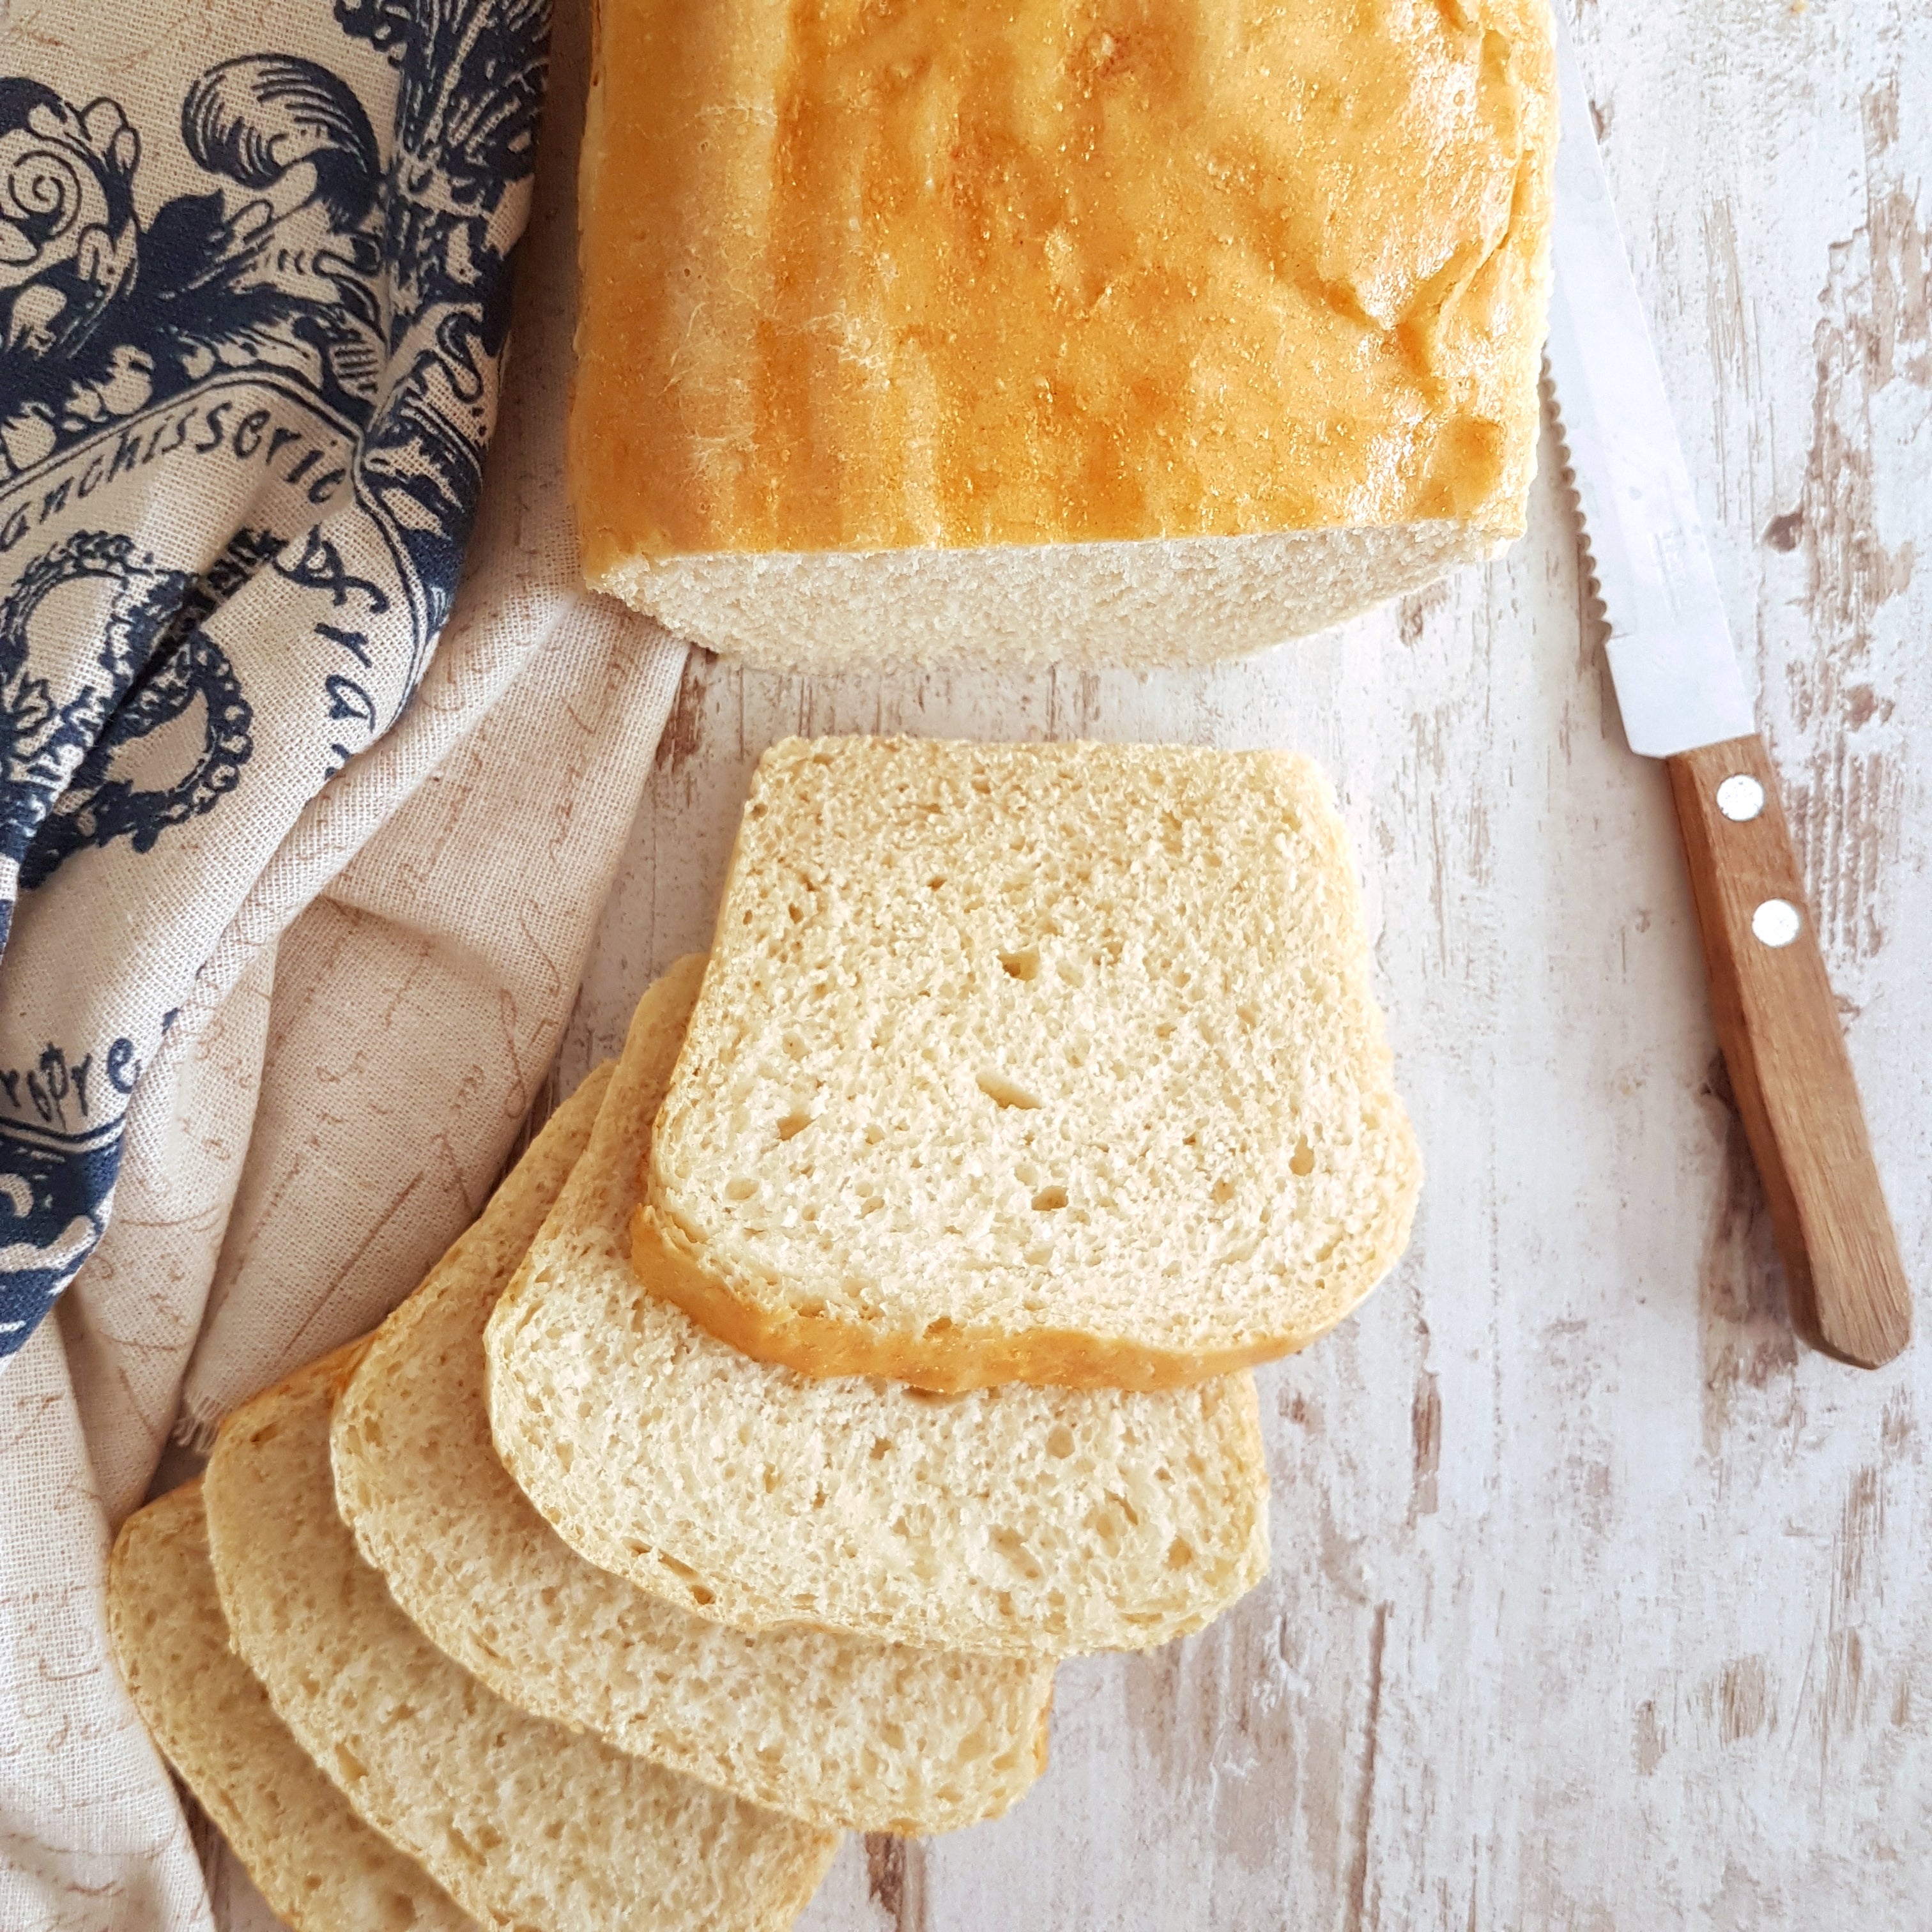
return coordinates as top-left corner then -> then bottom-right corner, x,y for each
1540,8 -> 1910,1368
1543,13 -> 1754,758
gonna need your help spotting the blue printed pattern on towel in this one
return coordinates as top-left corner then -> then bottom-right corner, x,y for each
0,0 -> 548,1356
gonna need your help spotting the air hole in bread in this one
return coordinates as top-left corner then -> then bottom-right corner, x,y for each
1045,1423 -> 1075,1459
999,947 -> 1040,981
776,1110 -> 812,1140
927,874 -> 946,889
977,1071 -> 1041,1110
990,1528 -> 1044,1581
724,1177 -> 757,1200
1167,1538 -> 1195,1569
1031,1186 -> 1068,1211
870,1436 -> 894,1460
334,1741 -> 367,1784
1211,1179 -> 1235,1204
1289,1137 -> 1316,1177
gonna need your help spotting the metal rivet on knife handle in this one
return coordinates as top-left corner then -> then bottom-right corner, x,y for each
1751,900 -> 1802,949
1715,774 -> 1766,822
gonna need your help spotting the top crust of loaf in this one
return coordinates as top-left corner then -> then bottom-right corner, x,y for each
570,0 -> 1555,569
486,954 -> 1271,1657
107,1483 -> 475,1932
334,1058 -> 1055,1837
640,737 -> 1422,1391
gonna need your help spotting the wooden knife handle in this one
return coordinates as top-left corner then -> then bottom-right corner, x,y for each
1666,734 -> 1912,1367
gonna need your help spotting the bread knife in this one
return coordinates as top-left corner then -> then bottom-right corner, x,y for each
1541,10 -> 1911,1367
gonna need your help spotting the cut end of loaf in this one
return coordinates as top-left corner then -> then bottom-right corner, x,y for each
587,525 -> 1495,670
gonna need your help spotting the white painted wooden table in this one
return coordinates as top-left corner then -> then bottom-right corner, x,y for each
543,5 -> 1932,1925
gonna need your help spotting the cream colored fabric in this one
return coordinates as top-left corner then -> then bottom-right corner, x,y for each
0,1 -> 686,1925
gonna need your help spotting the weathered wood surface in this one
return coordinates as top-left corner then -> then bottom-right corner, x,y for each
543,3 -> 1932,1925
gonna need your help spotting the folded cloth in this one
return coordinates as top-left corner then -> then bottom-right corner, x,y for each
0,0 -> 688,1923
0,0 -> 548,1353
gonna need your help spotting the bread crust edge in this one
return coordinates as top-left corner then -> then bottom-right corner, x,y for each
630,1203 -> 1401,1392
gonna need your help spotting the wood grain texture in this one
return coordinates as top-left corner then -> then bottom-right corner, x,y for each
544,2 -> 1932,1925
1669,734 -> 1911,1367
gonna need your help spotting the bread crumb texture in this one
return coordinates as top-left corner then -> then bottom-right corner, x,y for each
597,522 -> 1494,671
204,1344 -> 839,1932
643,737 -> 1422,1390
486,953 -> 1272,1658
107,1483 -> 475,1932
571,0 -> 1555,565
336,1055 -> 1056,1836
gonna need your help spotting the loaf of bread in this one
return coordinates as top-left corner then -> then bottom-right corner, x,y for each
204,1342 -> 839,1932
569,0 -> 1556,668
635,738 -> 1420,1392
486,953 -> 1271,1657
332,1056 -> 1055,1836
107,1482 -> 474,1932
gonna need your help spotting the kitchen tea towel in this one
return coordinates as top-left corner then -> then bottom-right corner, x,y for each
0,0 -> 549,1354
0,0 -> 689,1924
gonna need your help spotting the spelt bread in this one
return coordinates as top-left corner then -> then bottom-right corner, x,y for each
203,1342 -> 839,1932
634,737 -> 1421,1392
486,954 -> 1271,1657
332,1063 -> 1055,1835
107,1482 -> 474,1932
569,0 -> 1556,668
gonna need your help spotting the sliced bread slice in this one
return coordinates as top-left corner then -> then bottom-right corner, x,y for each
485,954 -> 1270,1658
332,1059 -> 1054,1835
107,1481 -> 474,1932
635,737 -> 1422,1391
203,1342 -> 839,1932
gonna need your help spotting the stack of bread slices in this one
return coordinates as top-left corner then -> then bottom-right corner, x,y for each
108,737 -> 1421,1932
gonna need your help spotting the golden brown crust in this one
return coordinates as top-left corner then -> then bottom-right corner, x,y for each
631,1203 -> 1361,1392
572,0 -> 1556,568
